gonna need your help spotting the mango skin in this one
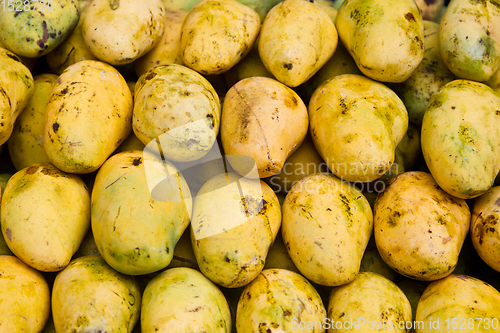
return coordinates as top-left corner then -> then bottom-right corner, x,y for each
236,268 -> 327,333
44,60 -> 133,174
282,173 -> 373,286
416,275 -> 500,333
327,272 -> 411,333
336,0 -> 425,83
470,186 -> 500,272
374,171 -> 471,281
8,74 -> 58,170
52,255 -> 141,333
133,64 -> 221,162
1,163 -> 90,272
83,0 -> 165,65
421,79 -> 500,199
0,0 -> 80,58
0,255 -> 50,332
221,76 -> 308,179
91,150 -> 192,275
439,0 -> 500,82
191,172 -> 281,288
141,267 -> 231,333
259,0 -> 338,87
180,0 -> 261,75
0,49 -> 34,146
309,74 -> 408,182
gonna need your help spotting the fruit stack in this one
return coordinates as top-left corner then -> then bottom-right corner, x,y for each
0,0 -> 499,332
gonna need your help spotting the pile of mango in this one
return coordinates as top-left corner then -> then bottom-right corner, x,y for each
0,0 -> 500,332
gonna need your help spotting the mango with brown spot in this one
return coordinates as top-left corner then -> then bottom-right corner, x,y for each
180,0 -> 261,75
52,255 -> 141,333
439,0 -> 500,82
221,76 -> 308,178
282,173 -> 373,286
327,272 -> 411,333
190,172 -> 281,288
44,60 -> 133,174
83,0 -> 165,65
0,0 -> 80,57
470,186 -> 500,272
416,274 -> 500,333
0,49 -> 34,146
259,0 -> 338,87
133,64 -> 221,162
91,150 -> 192,275
141,267 -> 231,333
1,163 -> 90,271
336,0 -> 425,83
236,268 -> 327,333
309,74 -> 408,182
374,171 -> 470,281
421,79 -> 500,199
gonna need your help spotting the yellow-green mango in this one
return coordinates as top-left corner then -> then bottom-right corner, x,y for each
46,0 -> 96,74
134,10 -> 188,77
52,255 -> 141,333
1,163 -> 90,271
44,60 -> 133,174
470,186 -> 500,273
259,0 -> 338,87
180,0 -> 261,75
416,275 -> 500,333
309,74 -> 408,182
7,74 -> 58,170
421,79 -> 500,199
221,76 -> 308,178
327,272 -> 411,333
374,171 -> 471,281
133,64 -> 221,162
237,268 -> 327,333
439,0 -> 500,82
83,0 -> 165,65
282,173 -> 373,286
392,20 -> 457,125
0,49 -> 34,146
0,255 -> 50,332
235,0 -> 282,21
91,150 -> 192,275
336,0 -> 424,83
191,172 -> 281,288
0,0 -> 80,57
141,267 -> 231,333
